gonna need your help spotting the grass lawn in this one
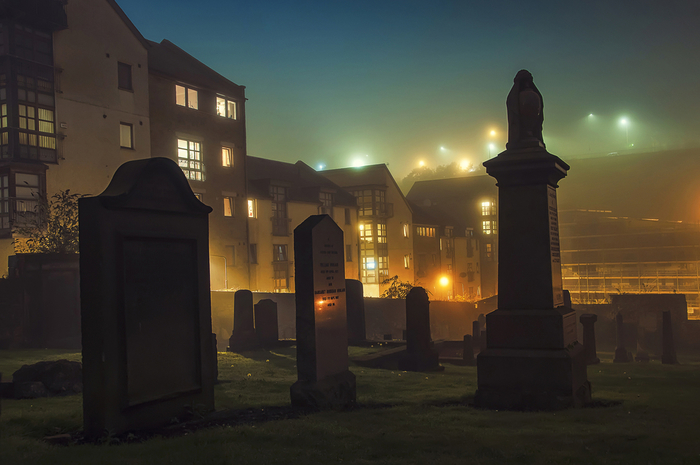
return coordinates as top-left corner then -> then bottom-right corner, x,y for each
1,347 -> 700,465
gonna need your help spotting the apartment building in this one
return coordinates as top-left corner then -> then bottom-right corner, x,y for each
321,164 -> 414,297
246,157 -> 358,292
0,0 -> 151,264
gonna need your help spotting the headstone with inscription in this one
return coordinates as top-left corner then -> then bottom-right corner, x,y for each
398,287 -> 442,372
228,290 -> 259,352
254,299 -> 279,347
79,158 -> 215,438
291,215 -> 356,409
476,70 -> 590,410
346,279 -> 366,343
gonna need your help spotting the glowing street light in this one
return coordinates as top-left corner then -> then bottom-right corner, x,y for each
489,130 -> 496,137
459,159 -> 470,171
439,146 -> 447,152
418,160 -> 426,167
488,143 -> 496,158
317,163 -> 325,170
620,117 -> 629,147
439,276 -> 449,287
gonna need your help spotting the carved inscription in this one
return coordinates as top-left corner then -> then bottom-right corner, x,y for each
548,185 -> 564,307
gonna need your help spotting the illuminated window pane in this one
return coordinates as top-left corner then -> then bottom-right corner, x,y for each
177,138 -> 204,181
482,220 -> 492,234
222,146 -> 232,167
404,254 -> 410,269
227,100 -> 237,119
120,123 -> 133,148
38,135 -> 55,149
216,97 -> 226,117
176,85 -> 186,106
187,88 -> 198,109
223,197 -> 234,217
247,199 -> 256,218
403,224 -> 409,237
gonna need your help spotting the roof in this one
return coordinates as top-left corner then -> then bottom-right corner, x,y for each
247,157 -> 357,207
147,39 -> 243,97
321,164 -> 413,213
107,0 -> 149,48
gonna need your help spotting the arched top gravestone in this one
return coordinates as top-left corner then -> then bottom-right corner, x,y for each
79,157 -> 215,438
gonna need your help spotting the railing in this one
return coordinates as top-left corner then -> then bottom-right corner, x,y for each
358,202 -> 393,218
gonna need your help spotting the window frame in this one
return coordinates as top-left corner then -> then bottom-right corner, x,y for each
221,146 -> 233,167
175,84 -> 198,110
223,196 -> 234,217
177,138 -> 204,181
247,199 -> 257,218
216,96 -> 238,119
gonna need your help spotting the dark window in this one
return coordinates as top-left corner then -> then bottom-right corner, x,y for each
118,62 -> 132,90
346,244 -> 352,262
250,244 -> 258,264
273,244 -> 288,262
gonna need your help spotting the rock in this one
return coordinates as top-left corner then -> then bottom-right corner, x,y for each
12,359 -> 82,397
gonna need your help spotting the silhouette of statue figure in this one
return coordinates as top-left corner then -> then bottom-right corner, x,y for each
506,70 -> 545,149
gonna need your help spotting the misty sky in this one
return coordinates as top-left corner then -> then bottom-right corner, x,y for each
117,0 -> 700,179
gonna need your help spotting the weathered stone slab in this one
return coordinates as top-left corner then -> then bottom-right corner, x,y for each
398,287 -> 442,372
255,299 -> 279,346
79,158 -> 215,438
228,290 -> 259,351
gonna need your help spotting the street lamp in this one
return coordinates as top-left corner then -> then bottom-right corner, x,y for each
488,143 -> 496,159
620,118 -> 629,147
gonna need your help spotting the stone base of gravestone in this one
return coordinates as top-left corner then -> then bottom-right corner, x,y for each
476,308 -> 591,410
290,369 -> 356,410
398,287 -> 442,372
613,347 -> 631,363
255,299 -> 279,347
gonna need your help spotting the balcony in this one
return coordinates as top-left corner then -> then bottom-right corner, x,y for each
358,202 -> 393,219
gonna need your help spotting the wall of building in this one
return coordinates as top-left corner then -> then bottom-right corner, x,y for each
148,71 -> 249,290
384,188 -> 414,297
51,0 -> 151,196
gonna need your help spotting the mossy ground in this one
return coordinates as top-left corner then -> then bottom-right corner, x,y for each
1,347 -> 699,464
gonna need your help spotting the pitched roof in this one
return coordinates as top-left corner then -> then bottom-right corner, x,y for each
247,157 -> 357,206
147,39 -> 243,97
321,164 -> 413,213
107,0 -> 148,48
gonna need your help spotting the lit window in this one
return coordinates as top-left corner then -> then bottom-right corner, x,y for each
222,146 -> 233,167
247,199 -> 257,218
177,138 -> 204,181
1,104 -> 7,128
216,96 -> 237,119
404,254 -> 410,269
377,223 -> 387,243
482,201 -> 491,216
403,224 -> 409,238
273,244 -> 288,262
223,196 -> 234,217
176,85 -> 198,109
193,193 -> 203,201
483,220 -> 492,234
118,62 -> 132,91
119,123 -> 133,148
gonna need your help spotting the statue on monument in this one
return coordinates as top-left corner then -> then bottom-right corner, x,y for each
506,69 -> 545,149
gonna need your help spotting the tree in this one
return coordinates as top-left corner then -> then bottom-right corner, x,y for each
13,190 -> 82,254
380,275 -> 430,299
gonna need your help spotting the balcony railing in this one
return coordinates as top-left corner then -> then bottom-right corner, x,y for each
358,202 -> 393,218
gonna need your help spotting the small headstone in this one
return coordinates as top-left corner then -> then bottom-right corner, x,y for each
228,290 -> 259,351
477,313 -> 486,331
12,359 -> 82,396
79,158 -> 215,438
661,311 -> 678,365
255,299 -> 279,346
398,287 -> 442,372
291,215 -> 356,409
345,279 -> 366,343
579,314 -> 600,365
462,335 -> 475,366
613,312 -> 631,363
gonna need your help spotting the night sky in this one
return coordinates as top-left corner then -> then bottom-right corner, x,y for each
117,0 -> 700,178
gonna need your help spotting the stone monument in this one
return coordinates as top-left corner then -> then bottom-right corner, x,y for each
398,287 -> 442,372
291,215 -> 356,409
79,158 -> 215,438
254,299 -> 279,347
345,279 -> 366,343
579,314 -> 600,365
462,335 -> 476,366
661,311 -> 678,365
475,70 -> 590,410
227,290 -> 259,351
613,312 -> 631,363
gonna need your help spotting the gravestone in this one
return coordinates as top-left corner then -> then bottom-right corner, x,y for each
345,279 -> 366,343
661,311 -> 678,365
79,157 -> 215,438
462,335 -> 475,366
472,321 -> 481,351
227,290 -> 259,351
291,215 -> 356,409
398,287 -> 442,372
613,313 -> 631,363
476,70 -> 590,410
254,299 -> 279,346
579,314 -> 600,365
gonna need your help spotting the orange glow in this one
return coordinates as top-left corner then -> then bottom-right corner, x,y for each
439,276 -> 449,287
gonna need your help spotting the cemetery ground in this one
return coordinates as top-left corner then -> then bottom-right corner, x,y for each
1,347 -> 699,465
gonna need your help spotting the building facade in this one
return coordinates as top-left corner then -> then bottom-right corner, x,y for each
247,157 -> 358,292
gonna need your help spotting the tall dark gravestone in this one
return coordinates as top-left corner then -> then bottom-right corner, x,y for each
613,312 -> 631,363
228,290 -> 259,351
661,311 -> 678,365
579,314 -> 600,365
399,287 -> 442,372
79,158 -> 215,438
254,299 -> 279,347
476,70 -> 590,410
291,215 -> 356,409
345,279 -> 366,343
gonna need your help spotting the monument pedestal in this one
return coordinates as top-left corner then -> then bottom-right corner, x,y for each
476,135 -> 590,410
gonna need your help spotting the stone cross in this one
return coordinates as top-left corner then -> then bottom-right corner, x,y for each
291,215 -> 356,409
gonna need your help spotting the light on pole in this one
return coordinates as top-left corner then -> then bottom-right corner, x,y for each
620,118 -> 629,147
